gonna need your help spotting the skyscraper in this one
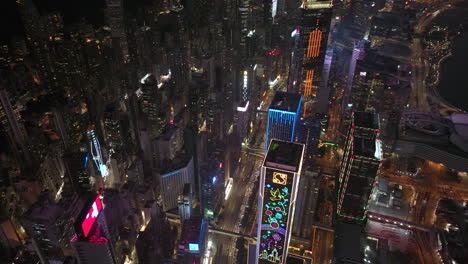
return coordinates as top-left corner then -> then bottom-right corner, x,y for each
159,156 -> 194,211
21,193 -> 86,264
265,92 -> 302,151
71,195 -> 116,264
336,112 -> 383,222
178,184 -> 193,224
0,89 -> 31,165
256,140 -> 304,264
342,39 -> 369,115
295,0 -> 333,115
295,117 -> 321,168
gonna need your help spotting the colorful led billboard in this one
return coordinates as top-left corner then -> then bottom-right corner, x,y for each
258,168 -> 294,263
81,196 -> 103,238
188,243 -> 199,252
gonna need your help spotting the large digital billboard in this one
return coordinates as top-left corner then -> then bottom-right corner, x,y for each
79,196 -> 103,238
258,168 -> 294,263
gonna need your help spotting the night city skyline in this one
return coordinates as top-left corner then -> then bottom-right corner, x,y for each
1,0 -> 468,264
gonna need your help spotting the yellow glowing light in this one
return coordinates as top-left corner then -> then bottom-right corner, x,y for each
306,29 -> 322,58
304,70 -> 314,96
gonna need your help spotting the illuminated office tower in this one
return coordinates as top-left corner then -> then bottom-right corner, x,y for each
178,184 -> 193,224
159,156 -> 194,211
336,112 -> 383,222
71,195 -> 116,264
342,39 -> 369,115
265,92 -> 302,151
296,0 -> 333,115
256,140 -> 304,264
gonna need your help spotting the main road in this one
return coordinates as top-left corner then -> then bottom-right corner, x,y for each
408,2 -> 457,112
211,80 -> 280,263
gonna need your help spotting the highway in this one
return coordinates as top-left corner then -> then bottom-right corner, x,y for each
408,2 -> 456,112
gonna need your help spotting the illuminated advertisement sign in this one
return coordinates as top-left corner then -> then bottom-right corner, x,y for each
258,168 -> 294,263
81,196 -> 103,238
87,128 -> 109,177
188,243 -> 199,252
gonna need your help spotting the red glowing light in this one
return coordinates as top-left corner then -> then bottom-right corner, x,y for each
275,207 -> 281,211
266,211 -> 272,215
81,196 -> 103,238
219,162 -> 223,168
271,223 -> 279,228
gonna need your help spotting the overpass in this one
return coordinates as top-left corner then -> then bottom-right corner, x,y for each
242,145 -> 265,158
208,227 -> 256,243
368,212 -> 434,232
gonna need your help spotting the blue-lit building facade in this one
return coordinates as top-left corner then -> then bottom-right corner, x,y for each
265,92 -> 302,151
257,140 -> 304,264
159,157 -> 194,211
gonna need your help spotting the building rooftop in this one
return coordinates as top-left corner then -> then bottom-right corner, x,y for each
353,111 -> 379,129
159,153 -> 192,176
22,192 -> 63,223
269,92 -> 302,114
178,217 -> 206,254
353,137 -> 377,158
264,140 -> 304,172
334,223 -> 363,263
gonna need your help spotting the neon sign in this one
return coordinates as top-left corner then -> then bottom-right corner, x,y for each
81,196 -> 103,238
87,128 -> 109,177
259,169 -> 293,263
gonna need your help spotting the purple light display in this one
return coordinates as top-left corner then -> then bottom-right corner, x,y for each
258,168 -> 294,263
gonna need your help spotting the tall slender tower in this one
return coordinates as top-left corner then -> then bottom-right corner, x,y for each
265,92 -> 302,151
256,140 -> 305,264
296,0 -> 333,116
336,112 -> 383,222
